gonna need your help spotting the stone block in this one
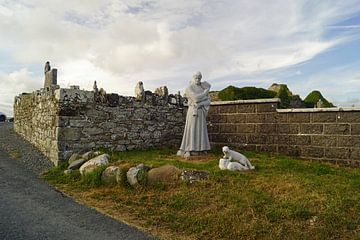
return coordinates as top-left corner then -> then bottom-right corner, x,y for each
288,113 -> 310,123
351,124 -> 360,135
247,134 -> 267,144
289,135 -> 311,145
246,114 -> 266,123
236,124 -> 256,133
256,103 -> 277,112
219,105 -> 237,113
350,149 -> 360,160
257,124 -> 277,134
256,145 -> 278,153
278,124 -> 299,134
311,112 -> 337,123
324,124 -> 350,135
208,124 -> 219,133
208,106 -> 218,115
57,127 -> 83,141
265,113 -> 287,123
301,147 -> 324,158
338,136 -> 360,147
237,104 -> 256,113
83,127 -> 104,135
225,134 -> 247,143
277,135 -> 290,145
325,148 -> 350,159
300,124 -> 323,134
278,145 -> 301,157
311,135 -> 337,147
219,124 -> 237,133
226,114 -> 246,123
338,112 -> 360,123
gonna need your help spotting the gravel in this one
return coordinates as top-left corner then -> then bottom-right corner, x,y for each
0,122 -> 55,175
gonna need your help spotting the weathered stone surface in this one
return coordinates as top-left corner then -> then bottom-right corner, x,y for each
79,154 -> 110,175
68,158 -> 87,170
181,170 -> 209,183
246,114 -> 266,123
311,112 -> 337,123
147,165 -> 181,184
126,164 -> 150,186
324,124 -> 350,135
257,124 -> 277,134
278,124 -> 299,134
101,166 -> 122,185
226,114 -> 246,123
288,113 -> 310,123
236,124 -> 256,133
256,103 -> 277,112
300,124 -> 323,134
324,148 -> 350,160
82,150 -> 96,161
311,136 -> 337,147
68,153 -> 81,164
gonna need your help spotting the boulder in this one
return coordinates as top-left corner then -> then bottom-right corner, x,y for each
101,166 -> 122,185
82,150 -> 96,161
68,158 -> 87,170
181,170 -> 209,183
126,164 -> 150,187
147,165 -> 181,185
79,154 -> 110,175
64,169 -> 73,175
68,153 -> 81,165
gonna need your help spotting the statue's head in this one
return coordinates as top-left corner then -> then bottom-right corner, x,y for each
222,146 -> 230,154
192,71 -> 202,85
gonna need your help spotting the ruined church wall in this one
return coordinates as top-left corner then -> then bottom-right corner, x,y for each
208,99 -> 360,167
14,88 -> 186,165
14,90 -> 60,162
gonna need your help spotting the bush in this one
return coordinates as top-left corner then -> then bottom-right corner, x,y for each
304,90 -> 335,108
218,86 -> 276,101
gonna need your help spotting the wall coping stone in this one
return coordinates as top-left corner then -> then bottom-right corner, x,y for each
211,98 -> 280,106
277,107 -> 360,113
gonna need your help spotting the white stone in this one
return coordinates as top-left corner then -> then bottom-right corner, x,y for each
101,166 -> 122,184
178,72 -> 211,157
79,154 -> 110,175
222,146 -> 255,170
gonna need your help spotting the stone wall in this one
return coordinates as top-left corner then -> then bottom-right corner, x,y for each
14,88 -> 186,165
208,99 -> 360,167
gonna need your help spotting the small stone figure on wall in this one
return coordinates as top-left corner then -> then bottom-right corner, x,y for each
135,81 -> 145,104
219,146 -> 255,171
44,61 -> 51,74
177,72 -> 211,158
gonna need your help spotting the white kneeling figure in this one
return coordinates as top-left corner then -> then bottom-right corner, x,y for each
221,146 -> 255,170
219,158 -> 248,171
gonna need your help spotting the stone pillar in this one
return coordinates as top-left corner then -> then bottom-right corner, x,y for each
44,69 -> 57,88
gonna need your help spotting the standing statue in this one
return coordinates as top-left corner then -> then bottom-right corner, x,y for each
44,61 -> 51,74
177,72 -> 211,158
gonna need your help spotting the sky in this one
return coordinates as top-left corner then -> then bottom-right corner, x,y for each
1,0 -> 360,116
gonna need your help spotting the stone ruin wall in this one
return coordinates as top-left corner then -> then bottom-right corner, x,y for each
14,88 -> 360,167
14,88 -> 186,165
207,99 -> 360,167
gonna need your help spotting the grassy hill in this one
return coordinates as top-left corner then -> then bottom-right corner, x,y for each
217,86 -> 276,101
304,91 -> 335,108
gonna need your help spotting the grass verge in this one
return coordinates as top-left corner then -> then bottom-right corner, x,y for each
43,149 -> 360,240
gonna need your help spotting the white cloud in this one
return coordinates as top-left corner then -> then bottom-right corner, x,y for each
1,0 -> 360,115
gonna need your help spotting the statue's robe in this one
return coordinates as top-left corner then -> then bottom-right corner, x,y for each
179,81 -> 211,153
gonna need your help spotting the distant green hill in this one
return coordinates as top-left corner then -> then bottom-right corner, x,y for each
304,90 -> 335,108
217,86 -> 276,101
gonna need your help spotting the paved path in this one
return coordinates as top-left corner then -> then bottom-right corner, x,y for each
0,123 -> 155,240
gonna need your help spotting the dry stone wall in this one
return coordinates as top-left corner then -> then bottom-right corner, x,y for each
14,88 -> 186,165
208,99 -> 360,167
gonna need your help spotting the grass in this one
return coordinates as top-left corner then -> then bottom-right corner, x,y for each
9,149 -> 22,159
43,148 -> 360,240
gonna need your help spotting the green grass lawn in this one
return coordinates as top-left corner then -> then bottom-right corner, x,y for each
43,149 -> 360,240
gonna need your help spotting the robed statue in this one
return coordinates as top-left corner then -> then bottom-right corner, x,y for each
177,72 -> 211,158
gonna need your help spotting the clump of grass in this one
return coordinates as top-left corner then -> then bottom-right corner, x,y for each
9,149 -> 22,159
43,148 -> 360,240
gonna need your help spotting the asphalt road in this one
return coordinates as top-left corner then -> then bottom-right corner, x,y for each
0,123 -> 155,240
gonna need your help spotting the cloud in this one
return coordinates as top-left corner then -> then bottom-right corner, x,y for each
1,0 -> 360,115
0,68 -> 42,116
